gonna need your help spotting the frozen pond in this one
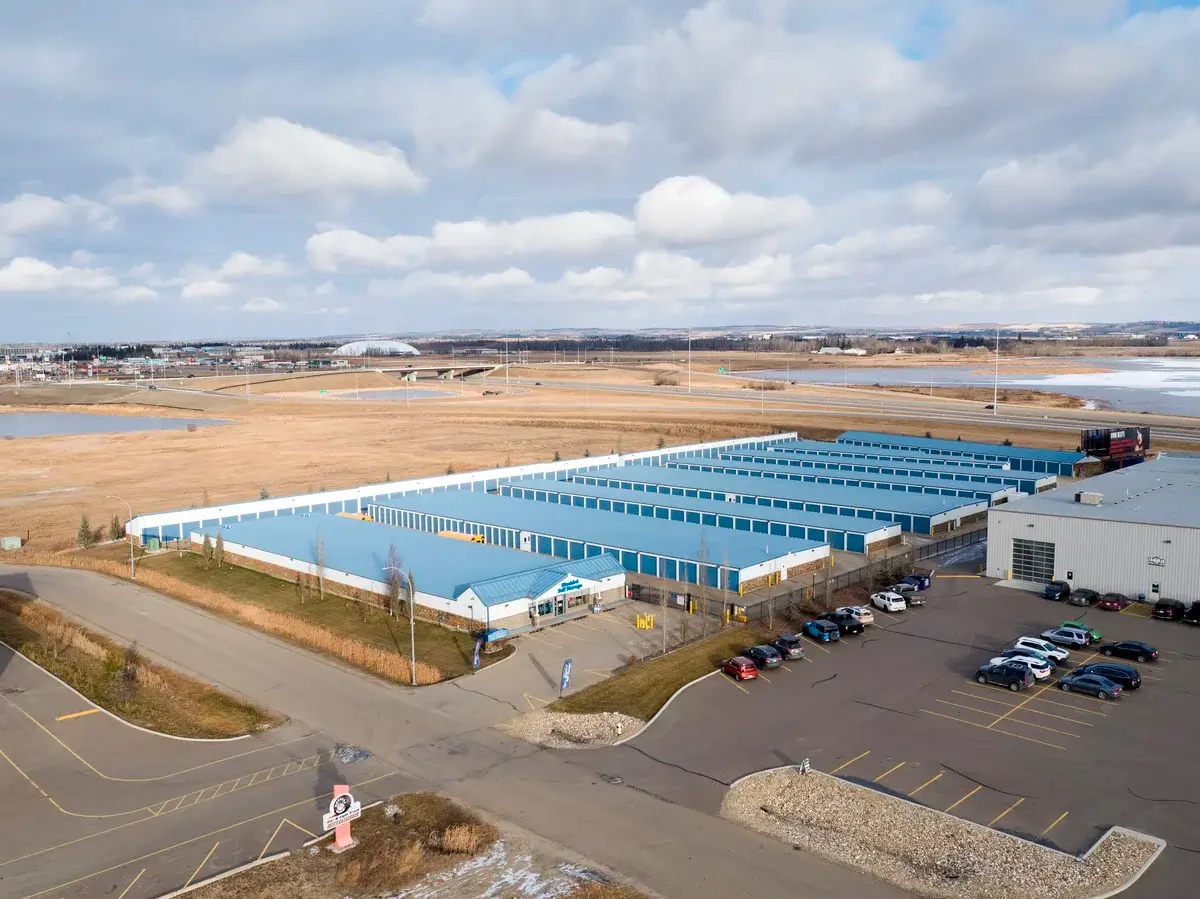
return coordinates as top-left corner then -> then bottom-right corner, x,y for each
742,357 -> 1200,417
0,412 -> 230,438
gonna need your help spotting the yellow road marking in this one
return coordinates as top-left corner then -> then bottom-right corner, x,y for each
55,708 -> 101,722
1049,686 -> 1118,707
758,673 -> 772,683
523,633 -> 564,649
116,868 -> 144,899
258,817 -> 315,860
779,663 -> 792,672
874,761 -> 906,783
721,674 -> 750,694
999,715 -> 1081,738
801,635 -> 832,654
584,668 -> 614,677
910,771 -> 943,795
988,798 -> 1025,827
935,698 -> 999,717
952,689 -> 1018,707
550,628 -> 587,642
13,770 -> 400,896
919,709 -> 1066,750
1030,694 -> 1108,716
987,678 -> 1056,730
184,842 -> 219,889
1041,811 -> 1070,837
830,750 -> 870,774
945,786 -> 981,812
523,693 -> 553,711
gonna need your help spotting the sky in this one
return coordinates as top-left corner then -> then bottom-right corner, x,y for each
2,0 -> 1199,341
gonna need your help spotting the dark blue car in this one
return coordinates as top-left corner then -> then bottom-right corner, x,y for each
803,619 -> 840,643
902,572 -> 932,591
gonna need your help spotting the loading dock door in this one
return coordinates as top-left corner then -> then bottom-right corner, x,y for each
1011,538 -> 1055,582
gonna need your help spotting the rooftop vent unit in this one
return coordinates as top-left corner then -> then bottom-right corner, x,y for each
1075,491 -> 1103,505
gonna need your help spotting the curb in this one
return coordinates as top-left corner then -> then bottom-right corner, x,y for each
0,634 -> 251,744
153,851 -> 291,898
729,766 -> 1166,897
612,669 -> 720,746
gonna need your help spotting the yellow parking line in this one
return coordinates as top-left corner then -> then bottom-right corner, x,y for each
779,664 -> 792,672
758,673 -> 772,683
1014,705 -> 1095,727
919,709 -> 1067,750
523,633 -> 564,649
722,675 -> 750,695
945,786 -> 981,812
1041,811 -> 1070,837
874,761 -> 906,783
987,684 -> 1048,730
953,689 -> 1019,708
935,698 -> 1000,717
1031,695 -> 1108,716
116,868 -> 144,899
183,841 -> 219,888
1001,715 -> 1082,739
1050,687 -> 1118,707
551,628 -> 588,642
801,635 -> 832,654
988,797 -> 1025,827
910,771 -> 943,795
55,708 -> 101,722
830,750 -> 870,774
523,693 -> 553,711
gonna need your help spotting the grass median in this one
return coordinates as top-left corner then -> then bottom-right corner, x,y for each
552,625 -> 768,721
0,590 -> 282,738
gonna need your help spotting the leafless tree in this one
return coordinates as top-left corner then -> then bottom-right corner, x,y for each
315,528 -> 327,600
720,547 -> 731,628
214,531 -> 225,568
201,533 -> 214,567
698,529 -> 710,639
405,569 -> 417,623
659,585 -> 668,656
385,543 -> 403,617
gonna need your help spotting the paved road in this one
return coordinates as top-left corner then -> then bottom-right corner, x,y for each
0,564 -> 909,899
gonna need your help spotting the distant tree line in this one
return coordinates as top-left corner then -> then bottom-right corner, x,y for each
66,344 -> 156,361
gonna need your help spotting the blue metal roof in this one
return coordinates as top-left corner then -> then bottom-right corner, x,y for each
464,554 -> 625,605
503,480 -> 897,537
672,456 -> 1019,493
572,464 -> 985,517
765,439 -> 1010,470
373,490 -> 823,568
837,431 -> 1088,464
197,513 -> 621,607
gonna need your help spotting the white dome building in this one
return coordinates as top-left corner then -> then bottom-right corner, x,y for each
332,340 -> 420,357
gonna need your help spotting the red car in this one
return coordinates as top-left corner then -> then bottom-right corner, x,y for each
1098,593 -> 1131,611
722,656 -> 759,682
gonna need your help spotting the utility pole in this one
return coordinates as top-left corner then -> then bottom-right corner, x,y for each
504,336 -> 510,395
106,494 -> 136,579
688,328 -> 692,394
993,322 -> 1000,416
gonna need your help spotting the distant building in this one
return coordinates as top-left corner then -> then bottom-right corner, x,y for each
333,340 -> 420,357
817,347 -> 843,355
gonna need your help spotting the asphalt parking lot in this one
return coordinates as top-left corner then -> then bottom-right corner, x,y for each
0,643 -> 407,899
582,575 -> 1200,899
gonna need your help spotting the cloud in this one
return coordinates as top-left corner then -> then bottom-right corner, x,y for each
177,251 -> 290,299
110,285 -> 158,303
369,267 -> 535,296
180,279 -> 233,299
0,256 -> 117,293
635,176 -> 812,245
0,193 -> 115,235
216,251 -> 289,278
242,296 -> 283,312
109,180 -> 199,213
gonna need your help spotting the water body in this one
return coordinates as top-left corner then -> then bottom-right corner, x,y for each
0,412 -> 231,438
743,357 -> 1200,417
338,388 -> 454,400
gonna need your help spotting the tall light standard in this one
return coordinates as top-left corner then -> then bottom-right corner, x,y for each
688,328 -> 693,394
106,494 -> 136,579
993,322 -> 1001,416
384,565 -> 417,686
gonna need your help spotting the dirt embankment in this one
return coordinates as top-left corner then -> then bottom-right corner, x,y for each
872,385 -> 1086,408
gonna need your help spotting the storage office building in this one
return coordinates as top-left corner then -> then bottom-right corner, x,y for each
714,450 -> 1051,494
368,491 -> 829,594
837,431 -> 1090,478
986,454 -> 1200,603
769,438 -> 1010,471
566,465 -> 989,534
498,480 -> 902,554
661,457 -> 1014,504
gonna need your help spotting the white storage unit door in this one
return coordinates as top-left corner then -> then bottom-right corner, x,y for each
1011,538 -> 1055,583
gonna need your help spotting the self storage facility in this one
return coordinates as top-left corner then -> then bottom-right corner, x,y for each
837,431 -> 1091,478
497,479 -> 901,554
368,490 -> 829,594
566,465 -> 989,534
769,438 -> 1009,471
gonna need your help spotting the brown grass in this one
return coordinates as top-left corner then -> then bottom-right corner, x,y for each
566,884 -> 651,899
11,551 -> 445,685
434,823 -> 490,854
0,589 -> 282,737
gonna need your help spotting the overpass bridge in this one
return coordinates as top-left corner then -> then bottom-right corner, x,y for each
376,363 -> 501,381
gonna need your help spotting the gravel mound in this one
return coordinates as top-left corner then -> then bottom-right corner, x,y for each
499,710 -> 645,749
722,768 -> 1160,899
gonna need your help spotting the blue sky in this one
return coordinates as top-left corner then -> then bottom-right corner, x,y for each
2,0 -> 1198,340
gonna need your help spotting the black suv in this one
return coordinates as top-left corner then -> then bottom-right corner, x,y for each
1153,598 -> 1187,621
1043,581 -> 1071,601
1067,588 -> 1100,607
771,634 -> 806,660
1183,602 -> 1200,626
1074,662 -> 1141,690
975,662 -> 1033,691
817,610 -> 865,636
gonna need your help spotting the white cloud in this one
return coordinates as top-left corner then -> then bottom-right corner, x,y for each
369,267 -> 535,296
109,179 -> 199,213
242,296 -> 283,312
127,262 -> 156,278
180,279 -> 233,299
0,256 -> 117,292
216,251 -> 289,278
635,176 -> 812,245
110,285 -> 158,303
0,193 -> 115,234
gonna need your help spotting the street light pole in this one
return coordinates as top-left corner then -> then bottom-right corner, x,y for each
993,322 -> 1000,416
384,565 -> 416,686
106,494 -> 135,579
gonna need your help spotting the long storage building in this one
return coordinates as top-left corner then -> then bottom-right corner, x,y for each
837,431 -> 1092,478
769,438 -> 1010,471
497,480 -> 902,554
562,465 -> 988,534
368,490 -> 829,594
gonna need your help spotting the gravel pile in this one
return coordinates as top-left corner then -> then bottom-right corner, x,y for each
722,769 -> 1160,899
499,710 -> 645,749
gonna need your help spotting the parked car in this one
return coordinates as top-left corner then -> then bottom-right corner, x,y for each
803,619 -> 841,643
817,610 -> 865,636
1184,602 -> 1200,626
871,591 -> 906,613
888,582 -> 919,595
1074,662 -> 1141,690
902,572 -> 932,590
1067,589 -> 1100,607
1058,672 -> 1122,700
1153,598 -> 1187,621
836,605 -> 875,626
722,656 -> 759,681
1060,620 -> 1102,642
1097,640 -> 1158,663
1041,627 -> 1090,649
1043,580 -> 1071,601
1013,636 -> 1069,664
998,644 -> 1058,668
989,653 -> 1052,680
744,645 -> 783,670
1097,593 -> 1131,612
975,662 -> 1034,691
771,634 -> 806,661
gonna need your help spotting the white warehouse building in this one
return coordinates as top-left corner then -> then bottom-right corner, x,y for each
986,454 -> 1200,602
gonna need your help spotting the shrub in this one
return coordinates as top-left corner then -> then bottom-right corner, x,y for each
437,823 -> 490,854
652,372 -> 678,386
1002,438 -> 1013,447
109,514 -> 124,542
77,514 -> 97,549
259,486 -> 270,499
656,436 -> 665,449
553,451 -> 562,462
